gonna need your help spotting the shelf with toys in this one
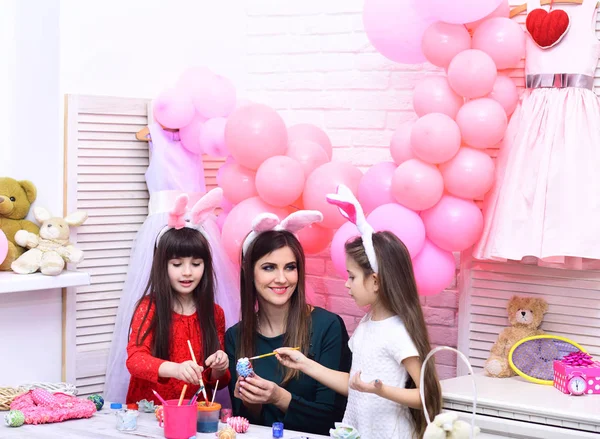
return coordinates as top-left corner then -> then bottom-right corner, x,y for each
0,270 -> 90,295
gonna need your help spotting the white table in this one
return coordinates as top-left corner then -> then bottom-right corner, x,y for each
1,408 -> 330,439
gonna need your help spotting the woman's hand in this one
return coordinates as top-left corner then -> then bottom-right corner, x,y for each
238,373 -> 285,405
349,371 -> 383,395
175,360 -> 204,385
275,347 -> 309,372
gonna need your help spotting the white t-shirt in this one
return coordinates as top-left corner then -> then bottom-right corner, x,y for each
343,314 -> 419,439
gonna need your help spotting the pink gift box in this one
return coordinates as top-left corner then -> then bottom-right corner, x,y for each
554,359 -> 600,395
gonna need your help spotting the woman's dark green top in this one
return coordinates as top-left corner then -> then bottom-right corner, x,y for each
225,307 -> 351,435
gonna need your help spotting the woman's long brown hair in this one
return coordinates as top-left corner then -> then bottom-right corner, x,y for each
132,227 -> 220,363
237,230 -> 311,385
345,231 -> 442,439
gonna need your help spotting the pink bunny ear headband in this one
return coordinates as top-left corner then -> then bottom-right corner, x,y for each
155,188 -> 223,245
242,210 -> 324,256
326,184 -> 378,273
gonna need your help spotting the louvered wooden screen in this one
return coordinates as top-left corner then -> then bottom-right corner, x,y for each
63,95 -> 226,395
458,256 -> 600,376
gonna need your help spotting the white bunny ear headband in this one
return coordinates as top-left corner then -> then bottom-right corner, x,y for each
155,188 -> 223,245
326,184 -> 378,273
242,210 -> 324,256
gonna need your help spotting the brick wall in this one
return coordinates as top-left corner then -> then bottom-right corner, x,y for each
243,0 -> 459,379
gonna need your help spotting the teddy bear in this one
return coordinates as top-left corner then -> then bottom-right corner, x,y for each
0,177 -> 39,271
424,412 -> 480,439
11,207 -> 88,276
484,295 -> 549,378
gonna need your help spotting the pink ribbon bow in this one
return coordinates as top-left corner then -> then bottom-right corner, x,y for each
562,351 -> 594,366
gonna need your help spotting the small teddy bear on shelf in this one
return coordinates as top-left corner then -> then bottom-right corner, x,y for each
484,295 -> 549,378
11,207 -> 88,276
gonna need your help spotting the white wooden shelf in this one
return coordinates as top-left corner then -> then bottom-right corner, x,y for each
0,270 -> 90,294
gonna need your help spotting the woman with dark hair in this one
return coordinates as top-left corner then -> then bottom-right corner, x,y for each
225,212 -> 351,435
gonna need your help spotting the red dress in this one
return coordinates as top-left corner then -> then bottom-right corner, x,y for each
126,298 -> 231,404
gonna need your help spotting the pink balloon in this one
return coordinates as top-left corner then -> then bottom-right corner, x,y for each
456,98 -> 507,148
218,162 -> 258,204
221,196 -> 234,214
417,0 -> 505,25
303,162 -> 363,229
255,156 -> 305,207
153,89 -> 195,129
421,195 -> 484,251
330,222 -> 360,278
391,159 -> 444,211
422,22 -> 472,68
439,147 -> 495,199
177,66 -> 215,93
225,104 -> 288,170
199,117 -> 229,157
472,18 -> 525,69
191,74 -> 237,119
413,76 -> 465,119
221,197 -> 289,264
390,123 -> 416,165
296,223 -> 334,255
179,114 -> 206,154
216,212 -> 228,232
286,139 -> 329,178
287,124 -> 333,160
410,113 -> 461,164
0,230 -> 8,265
367,203 -> 426,258
412,240 -> 456,296
487,75 -> 519,116
465,1 -> 510,31
447,49 -> 498,99
363,0 -> 435,64
358,162 -> 397,214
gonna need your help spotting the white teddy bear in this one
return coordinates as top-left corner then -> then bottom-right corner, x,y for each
11,207 -> 87,276
424,412 -> 480,439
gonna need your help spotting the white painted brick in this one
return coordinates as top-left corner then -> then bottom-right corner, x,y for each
326,130 -> 354,148
246,17 -> 293,35
288,14 -> 358,35
247,72 -> 325,91
349,90 -> 413,111
246,0 -> 362,15
287,54 -> 356,72
243,90 -> 290,110
244,55 -> 290,73
325,110 -> 386,129
324,71 -> 389,90
288,91 -> 351,110
386,111 -> 418,130
247,35 -> 321,54
332,147 -> 393,167
390,70 -> 444,90
320,33 -> 370,53
350,129 -> 394,148
278,109 -> 325,126
355,53 -> 405,72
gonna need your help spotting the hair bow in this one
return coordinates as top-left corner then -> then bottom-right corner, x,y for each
326,184 -> 378,273
156,188 -> 223,244
242,210 -> 324,255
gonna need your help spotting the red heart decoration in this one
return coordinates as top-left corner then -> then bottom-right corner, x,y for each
526,8 -> 570,49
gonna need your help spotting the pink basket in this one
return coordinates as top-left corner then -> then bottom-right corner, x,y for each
10,389 -> 96,424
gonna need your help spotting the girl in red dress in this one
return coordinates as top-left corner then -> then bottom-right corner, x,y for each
125,223 -> 231,404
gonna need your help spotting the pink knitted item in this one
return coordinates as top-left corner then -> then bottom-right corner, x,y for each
10,390 -> 96,424
227,416 -> 250,433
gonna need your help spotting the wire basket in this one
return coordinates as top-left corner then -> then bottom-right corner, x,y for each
0,387 -> 27,411
420,346 -> 478,439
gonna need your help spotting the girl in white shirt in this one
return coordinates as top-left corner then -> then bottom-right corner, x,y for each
277,185 -> 442,439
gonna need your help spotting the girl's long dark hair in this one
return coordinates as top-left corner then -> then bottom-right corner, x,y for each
345,231 -> 442,439
237,230 -> 311,385
132,227 -> 219,362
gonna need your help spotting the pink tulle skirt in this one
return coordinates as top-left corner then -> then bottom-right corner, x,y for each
474,86 -> 600,263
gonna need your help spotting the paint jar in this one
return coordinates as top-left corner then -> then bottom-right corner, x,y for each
197,401 -> 221,433
115,409 -> 138,431
272,421 -> 284,437
163,399 -> 197,439
220,408 -> 232,423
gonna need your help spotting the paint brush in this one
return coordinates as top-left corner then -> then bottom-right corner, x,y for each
187,339 -> 209,403
188,384 -> 204,405
210,380 -> 219,406
249,346 -> 300,360
178,384 -> 187,406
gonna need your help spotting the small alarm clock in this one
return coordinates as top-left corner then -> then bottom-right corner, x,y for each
567,372 -> 587,396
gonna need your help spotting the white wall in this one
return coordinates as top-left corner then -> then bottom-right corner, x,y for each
0,0 -> 62,386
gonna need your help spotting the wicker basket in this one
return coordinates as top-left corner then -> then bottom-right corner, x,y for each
0,387 -> 27,411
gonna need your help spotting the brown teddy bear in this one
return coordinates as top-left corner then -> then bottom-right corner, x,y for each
0,177 -> 39,271
484,295 -> 549,378
11,207 -> 87,276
